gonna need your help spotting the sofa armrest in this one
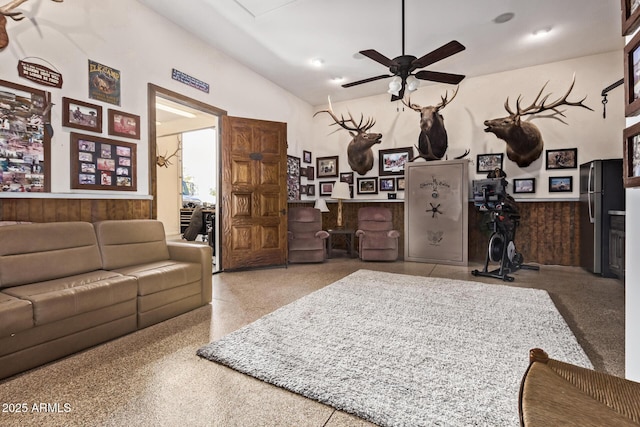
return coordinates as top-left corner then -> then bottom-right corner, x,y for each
355,230 -> 365,238
388,230 -> 400,238
315,230 -> 330,239
167,241 -> 212,304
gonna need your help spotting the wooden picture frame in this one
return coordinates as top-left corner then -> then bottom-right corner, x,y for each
545,148 -> 577,169
306,184 -> 315,196
624,30 -> 640,117
70,132 -> 136,191
317,156 -> 339,178
306,165 -> 315,181
319,181 -> 335,196
623,121 -> 640,188
0,79 -> 51,192
62,97 -> 102,133
287,155 -> 301,200
379,147 -> 413,176
513,178 -> 536,194
549,176 -> 573,193
339,171 -> 354,184
303,150 -> 312,164
108,109 -> 140,139
622,0 -> 640,36
476,153 -> 504,173
379,177 -> 396,191
396,176 -> 406,191
357,177 -> 378,195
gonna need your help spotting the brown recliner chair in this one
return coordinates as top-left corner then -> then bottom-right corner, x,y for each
355,207 -> 400,261
287,207 -> 330,263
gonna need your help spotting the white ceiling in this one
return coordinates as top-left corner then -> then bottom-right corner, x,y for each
139,0 -> 624,107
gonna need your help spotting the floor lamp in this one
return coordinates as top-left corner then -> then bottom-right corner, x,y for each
330,182 -> 350,229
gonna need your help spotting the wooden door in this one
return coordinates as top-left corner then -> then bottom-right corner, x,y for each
220,116 -> 288,270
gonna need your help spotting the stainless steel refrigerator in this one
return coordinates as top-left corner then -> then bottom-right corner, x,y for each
579,159 -> 624,277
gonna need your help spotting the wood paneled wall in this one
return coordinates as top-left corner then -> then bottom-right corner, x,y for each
0,198 -> 152,223
290,200 -> 581,266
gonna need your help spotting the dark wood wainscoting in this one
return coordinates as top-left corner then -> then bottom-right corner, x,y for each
291,200 -> 580,266
0,198 -> 152,223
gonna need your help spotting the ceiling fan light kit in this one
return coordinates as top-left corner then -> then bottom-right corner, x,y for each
342,0 -> 466,101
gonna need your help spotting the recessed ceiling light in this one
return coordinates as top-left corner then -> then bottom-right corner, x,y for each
311,58 -> 324,67
532,26 -> 553,36
330,77 -> 345,84
493,12 -> 514,24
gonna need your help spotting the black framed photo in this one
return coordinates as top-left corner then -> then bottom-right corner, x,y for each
623,0 -> 640,35
62,97 -> 102,133
303,150 -> 312,164
623,121 -> 640,188
379,177 -> 396,191
513,178 -> 536,194
319,181 -> 335,196
357,177 -> 378,195
340,171 -> 354,184
306,165 -> 315,181
625,30 -> 640,117
307,184 -> 315,196
545,148 -> 577,169
317,156 -> 338,178
477,153 -> 504,173
379,147 -> 413,176
549,176 -> 573,193
396,176 -> 405,191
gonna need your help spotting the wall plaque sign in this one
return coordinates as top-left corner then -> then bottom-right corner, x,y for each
17,59 -> 63,88
172,68 -> 209,93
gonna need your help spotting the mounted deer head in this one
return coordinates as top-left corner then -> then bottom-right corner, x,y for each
0,0 -> 64,50
403,86 -> 469,161
156,137 -> 181,168
483,74 -> 593,167
314,98 -> 382,175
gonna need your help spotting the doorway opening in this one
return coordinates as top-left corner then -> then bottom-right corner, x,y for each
148,84 -> 226,273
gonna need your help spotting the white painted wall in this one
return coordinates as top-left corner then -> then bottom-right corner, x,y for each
307,51 -> 624,201
0,0 -> 314,196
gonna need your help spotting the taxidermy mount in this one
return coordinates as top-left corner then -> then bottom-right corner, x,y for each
0,0 -> 64,50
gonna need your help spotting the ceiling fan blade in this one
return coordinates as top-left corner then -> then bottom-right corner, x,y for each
342,74 -> 393,88
415,70 -> 466,85
412,40 -> 466,69
359,49 -> 395,67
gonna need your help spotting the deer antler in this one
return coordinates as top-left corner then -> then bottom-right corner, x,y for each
403,86 -> 459,112
156,136 -> 182,168
0,0 -> 63,49
314,96 -> 376,134
505,74 -> 593,119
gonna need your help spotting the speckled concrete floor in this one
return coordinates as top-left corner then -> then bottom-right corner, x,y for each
0,258 -> 625,427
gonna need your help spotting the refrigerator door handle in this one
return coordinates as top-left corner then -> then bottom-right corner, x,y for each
588,163 -> 595,223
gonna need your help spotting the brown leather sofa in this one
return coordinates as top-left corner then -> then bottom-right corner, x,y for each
0,220 -> 212,380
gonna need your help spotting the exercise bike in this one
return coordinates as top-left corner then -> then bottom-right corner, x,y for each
471,178 -> 539,282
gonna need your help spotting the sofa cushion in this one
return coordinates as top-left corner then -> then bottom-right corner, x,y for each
94,220 -> 170,270
0,222 -> 103,289
2,271 -> 138,326
0,292 -> 33,337
113,261 -> 201,296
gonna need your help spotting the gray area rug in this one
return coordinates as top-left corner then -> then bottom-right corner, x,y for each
197,270 -> 592,426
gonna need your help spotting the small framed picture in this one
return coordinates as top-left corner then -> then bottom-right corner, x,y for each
317,156 -> 339,178
396,176 -> 405,191
625,30 -> 640,117
357,177 -> 378,195
108,109 -> 140,139
477,153 -> 504,173
623,121 -> 640,188
306,165 -> 315,181
303,150 -> 312,164
545,148 -> 577,169
340,172 -> 354,184
307,184 -> 315,196
379,177 -> 396,191
379,147 -> 413,176
549,176 -> 573,193
300,184 -> 307,195
62,97 -> 102,133
513,178 -> 536,194
319,181 -> 335,196
622,0 -> 640,35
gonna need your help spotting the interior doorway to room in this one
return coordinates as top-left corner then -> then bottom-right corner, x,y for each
148,84 -> 226,273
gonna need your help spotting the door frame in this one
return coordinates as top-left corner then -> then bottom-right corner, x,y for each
147,84 -> 226,269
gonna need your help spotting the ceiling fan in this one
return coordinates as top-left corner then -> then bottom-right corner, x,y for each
342,0 -> 466,101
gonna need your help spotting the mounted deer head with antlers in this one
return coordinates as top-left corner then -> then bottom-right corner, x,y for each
0,0 -> 64,50
156,136 -> 181,168
314,98 -> 382,175
403,86 -> 469,161
483,74 -> 593,168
